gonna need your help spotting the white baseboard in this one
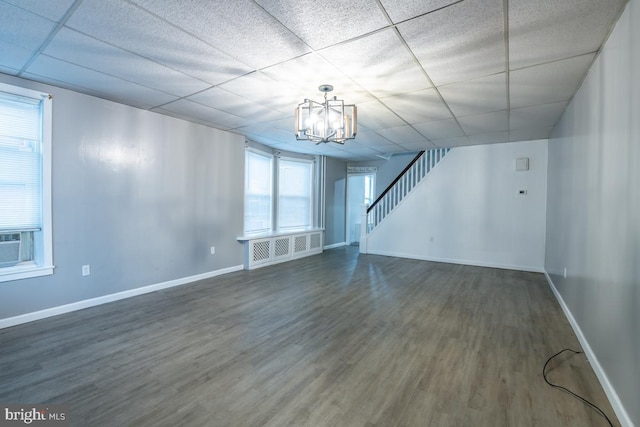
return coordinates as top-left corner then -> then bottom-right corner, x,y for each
365,249 -> 545,273
324,242 -> 346,250
0,265 -> 243,330
544,272 -> 634,427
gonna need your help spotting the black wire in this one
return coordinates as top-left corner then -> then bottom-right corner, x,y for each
543,349 -> 615,427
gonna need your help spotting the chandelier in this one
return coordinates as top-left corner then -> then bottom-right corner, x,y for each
294,84 -> 357,144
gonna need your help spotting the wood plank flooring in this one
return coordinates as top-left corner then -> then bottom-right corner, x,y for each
0,247 -> 619,426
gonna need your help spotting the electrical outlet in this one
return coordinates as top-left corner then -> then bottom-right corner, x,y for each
210,246 -> 215,255
82,265 -> 91,276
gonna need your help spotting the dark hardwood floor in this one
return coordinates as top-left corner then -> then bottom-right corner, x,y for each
0,247 -> 618,426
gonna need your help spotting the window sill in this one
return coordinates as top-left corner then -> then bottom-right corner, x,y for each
238,227 -> 324,241
0,264 -> 55,283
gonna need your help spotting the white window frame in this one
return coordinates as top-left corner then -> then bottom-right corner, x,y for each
0,82 -> 54,283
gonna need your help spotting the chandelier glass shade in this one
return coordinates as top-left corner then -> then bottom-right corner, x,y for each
294,85 -> 357,144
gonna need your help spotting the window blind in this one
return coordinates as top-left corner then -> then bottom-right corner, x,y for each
244,150 -> 273,233
278,159 -> 312,230
0,91 -> 43,231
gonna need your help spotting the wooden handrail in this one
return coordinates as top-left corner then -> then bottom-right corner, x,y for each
367,150 -> 425,213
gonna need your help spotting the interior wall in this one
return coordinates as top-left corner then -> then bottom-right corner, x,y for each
0,74 -> 245,320
367,140 -> 548,271
323,156 -> 347,247
348,151 -> 417,197
545,0 -> 639,424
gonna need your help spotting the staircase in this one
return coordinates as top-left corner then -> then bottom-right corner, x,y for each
363,148 -> 451,236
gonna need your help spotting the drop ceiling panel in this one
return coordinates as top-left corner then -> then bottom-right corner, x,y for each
44,28 -> 211,97
261,53 -> 373,104
356,100 -> 406,130
65,0 -> 253,85
354,130 -> 394,147
129,0 -> 310,69
430,135 -> 470,147
2,0 -> 77,21
188,87 -> 285,122
25,56 -> 178,109
217,72 -> 301,114
398,141 -> 438,151
254,0 -> 388,50
379,0 -> 460,24
509,0 -> 628,69
467,131 -> 509,145
398,0 -> 505,86
0,2 -> 56,51
509,101 -> 568,131
510,54 -> 595,108
375,125 -> 429,145
159,99 -> 250,130
319,29 -> 431,98
457,110 -> 509,134
413,118 -> 464,140
0,41 -> 34,71
509,127 -> 553,142
380,89 -> 452,124
438,73 -> 507,117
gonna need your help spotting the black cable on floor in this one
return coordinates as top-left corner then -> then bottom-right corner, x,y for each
543,349 -> 615,427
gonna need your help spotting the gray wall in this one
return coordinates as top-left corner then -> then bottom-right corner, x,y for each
0,74 -> 245,319
323,156 -> 347,246
545,1 -> 639,425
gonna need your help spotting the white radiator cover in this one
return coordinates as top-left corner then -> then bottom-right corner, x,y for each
239,230 -> 323,270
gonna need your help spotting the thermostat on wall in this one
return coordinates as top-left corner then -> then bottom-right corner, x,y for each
515,157 -> 529,171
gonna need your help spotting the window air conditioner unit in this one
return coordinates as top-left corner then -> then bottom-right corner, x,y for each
0,233 -> 21,267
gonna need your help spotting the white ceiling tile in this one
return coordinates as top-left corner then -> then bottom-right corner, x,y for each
188,87 -> 286,122
467,131 -> 510,145
430,135 -> 471,148
65,0 -> 253,85
509,0 -> 627,69
25,56 -> 178,109
380,89 -> 452,124
510,54 -> 594,108
0,2 -> 56,51
438,73 -> 507,117
129,0 -> 310,69
398,141 -> 439,151
0,40 -> 34,71
398,0 -> 505,85
375,125 -> 429,145
44,28 -> 211,97
2,0 -> 76,21
413,118 -> 464,140
354,130 -> 394,147
457,110 -> 509,134
356,99 -> 406,130
217,72 -> 302,114
319,29 -> 430,97
255,0 -> 388,50
379,0 -> 460,24
510,101 -> 568,131
159,99 -> 249,130
509,127 -> 553,142
261,53 -> 373,104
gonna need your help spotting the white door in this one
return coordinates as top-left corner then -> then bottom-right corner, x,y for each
346,173 -> 375,245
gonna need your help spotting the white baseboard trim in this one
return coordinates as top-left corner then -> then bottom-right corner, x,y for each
324,242 -> 346,250
0,265 -> 244,330
365,249 -> 545,273
544,272 -> 634,427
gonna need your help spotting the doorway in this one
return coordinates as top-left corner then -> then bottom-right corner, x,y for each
346,173 -> 375,245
